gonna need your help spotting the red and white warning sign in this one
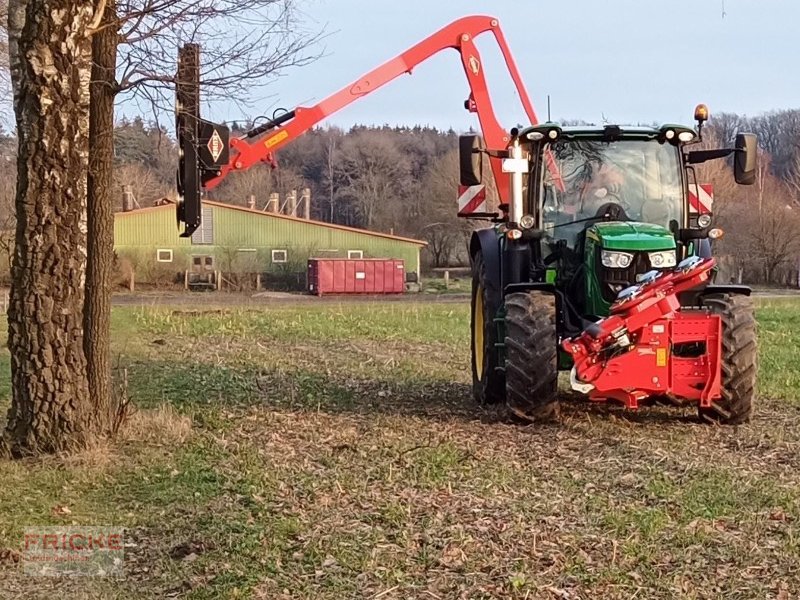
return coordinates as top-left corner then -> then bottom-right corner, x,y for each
207,129 -> 225,163
457,184 -> 487,216
688,183 -> 713,214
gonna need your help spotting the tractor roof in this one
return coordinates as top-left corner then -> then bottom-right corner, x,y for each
521,122 -> 697,141
560,125 -> 662,135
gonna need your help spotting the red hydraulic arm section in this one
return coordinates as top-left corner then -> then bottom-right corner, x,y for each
202,15 -> 540,205
562,258 -> 722,410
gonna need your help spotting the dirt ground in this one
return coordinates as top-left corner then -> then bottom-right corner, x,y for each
0,298 -> 798,599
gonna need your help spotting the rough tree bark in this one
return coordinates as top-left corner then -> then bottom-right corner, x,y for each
85,0 -> 118,433
3,0 -> 94,455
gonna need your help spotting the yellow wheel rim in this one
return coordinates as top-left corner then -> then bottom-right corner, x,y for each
474,284 -> 485,376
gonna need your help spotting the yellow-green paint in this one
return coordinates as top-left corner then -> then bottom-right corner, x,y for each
114,202 -> 424,281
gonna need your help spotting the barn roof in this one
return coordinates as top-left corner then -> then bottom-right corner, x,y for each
116,199 -> 427,246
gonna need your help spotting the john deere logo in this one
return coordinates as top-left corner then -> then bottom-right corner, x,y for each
207,129 -> 224,162
469,56 -> 480,75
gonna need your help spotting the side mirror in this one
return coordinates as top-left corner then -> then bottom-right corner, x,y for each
734,132 -> 757,185
459,134 -> 484,186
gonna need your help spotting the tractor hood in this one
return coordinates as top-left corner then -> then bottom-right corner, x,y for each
588,222 -> 676,251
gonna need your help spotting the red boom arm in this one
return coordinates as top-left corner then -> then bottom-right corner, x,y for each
203,15 -> 540,205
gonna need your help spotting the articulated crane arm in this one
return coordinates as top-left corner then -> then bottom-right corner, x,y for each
176,15 -> 540,236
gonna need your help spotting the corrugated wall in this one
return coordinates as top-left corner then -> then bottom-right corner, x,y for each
114,204 -> 422,276
114,207 -> 194,248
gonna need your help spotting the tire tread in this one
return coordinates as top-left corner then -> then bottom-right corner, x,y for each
504,291 -> 559,422
699,293 -> 757,424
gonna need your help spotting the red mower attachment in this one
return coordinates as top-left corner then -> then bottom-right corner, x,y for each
562,257 -> 722,409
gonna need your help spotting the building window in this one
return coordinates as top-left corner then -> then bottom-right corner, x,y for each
192,256 -> 202,266
272,249 -> 288,264
347,250 -> 363,259
156,249 -> 173,263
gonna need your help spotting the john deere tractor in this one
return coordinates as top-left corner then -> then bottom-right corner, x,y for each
464,106 -> 759,423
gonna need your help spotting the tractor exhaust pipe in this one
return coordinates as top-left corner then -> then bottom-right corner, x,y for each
506,135 -> 525,225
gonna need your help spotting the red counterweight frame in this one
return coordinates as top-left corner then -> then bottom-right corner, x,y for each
562,259 -> 722,410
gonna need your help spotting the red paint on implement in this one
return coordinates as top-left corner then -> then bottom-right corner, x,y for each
562,258 -> 722,409
203,15 -> 542,209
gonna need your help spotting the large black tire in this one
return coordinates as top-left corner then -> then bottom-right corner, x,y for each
471,252 -> 505,404
699,293 -> 757,424
504,291 -> 559,422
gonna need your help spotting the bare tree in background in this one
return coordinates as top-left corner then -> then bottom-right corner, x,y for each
336,130 -> 411,230
324,133 -> 338,222
217,164 -> 274,207
83,0 -> 319,435
748,165 -> 800,284
4,0 -> 94,455
787,153 -> 800,207
114,162 -> 172,208
416,149 -> 473,267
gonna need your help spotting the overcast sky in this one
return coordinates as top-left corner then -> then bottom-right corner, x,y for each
209,0 -> 798,132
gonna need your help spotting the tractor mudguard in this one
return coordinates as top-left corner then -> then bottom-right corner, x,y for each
470,229 -> 502,306
696,238 -> 712,259
679,283 -> 752,307
504,282 -> 555,295
503,282 -> 586,338
700,285 -> 752,297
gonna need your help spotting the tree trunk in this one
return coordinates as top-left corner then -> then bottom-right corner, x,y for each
4,0 -> 94,455
85,0 -> 118,434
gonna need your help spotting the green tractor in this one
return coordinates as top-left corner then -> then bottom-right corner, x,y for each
464,106 -> 759,423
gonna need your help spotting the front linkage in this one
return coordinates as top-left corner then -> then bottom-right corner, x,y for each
563,257 -> 723,409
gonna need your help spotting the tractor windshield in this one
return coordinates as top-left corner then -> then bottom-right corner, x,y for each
541,139 -> 683,243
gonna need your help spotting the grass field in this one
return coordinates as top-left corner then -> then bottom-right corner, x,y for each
0,297 -> 799,599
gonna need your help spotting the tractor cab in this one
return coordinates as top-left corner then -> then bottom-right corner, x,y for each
534,125 -> 686,316
521,120 -> 756,318
528,123 -> 732,317
461,110 -> 757,322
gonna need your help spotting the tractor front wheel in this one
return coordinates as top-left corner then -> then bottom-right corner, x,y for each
504,291 -> 559,422
471,251 -> 504,405
699,293 -> 757,424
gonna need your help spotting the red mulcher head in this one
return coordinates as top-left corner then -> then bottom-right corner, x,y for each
563,257 -> 722,409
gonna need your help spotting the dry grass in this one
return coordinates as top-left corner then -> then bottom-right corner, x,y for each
120,403 -> 193,445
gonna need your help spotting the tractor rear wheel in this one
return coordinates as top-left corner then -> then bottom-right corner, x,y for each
504,291 -> 559,422
471,252 -> 504,404
699,293 -> 757,424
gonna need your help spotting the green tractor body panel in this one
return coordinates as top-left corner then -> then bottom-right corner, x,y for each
587,222 -> 677,251
583,221 -> 677,317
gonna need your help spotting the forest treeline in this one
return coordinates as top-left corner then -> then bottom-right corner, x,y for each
1,109 -> 799,282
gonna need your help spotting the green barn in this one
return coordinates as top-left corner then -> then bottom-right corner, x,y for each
114,200 -> 425,288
